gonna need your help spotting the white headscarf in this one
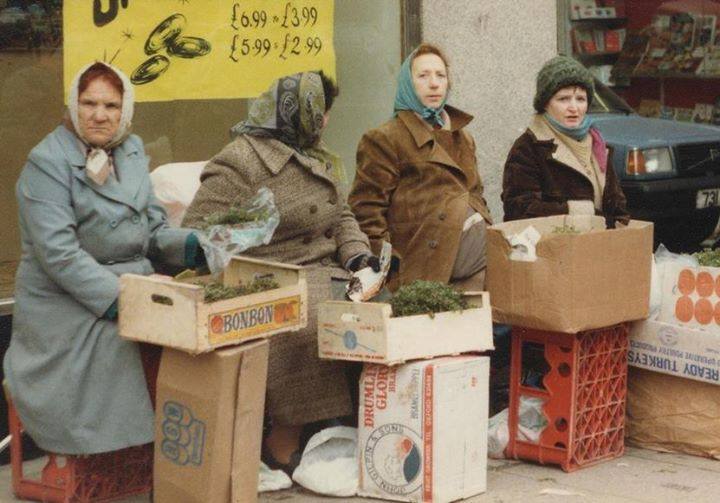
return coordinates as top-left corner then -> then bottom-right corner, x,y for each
67,62 -> 134,184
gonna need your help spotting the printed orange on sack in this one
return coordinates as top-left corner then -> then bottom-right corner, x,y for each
696,272 -> 714,297
675,296 -> 694,323
695,298 -> 714,325
677,269 -> 696,295
714,301 -> 720,325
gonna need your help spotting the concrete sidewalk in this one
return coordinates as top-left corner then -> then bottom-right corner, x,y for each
0,447 -> 717,502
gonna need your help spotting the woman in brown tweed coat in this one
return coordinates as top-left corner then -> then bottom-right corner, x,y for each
182,72 -> 376,473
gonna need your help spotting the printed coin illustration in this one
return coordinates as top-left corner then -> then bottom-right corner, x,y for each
167,36 -> 212,58
145,13 -> 186,55
131,55 -> 171,85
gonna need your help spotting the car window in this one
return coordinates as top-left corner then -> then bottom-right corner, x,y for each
590,78 -> 634,114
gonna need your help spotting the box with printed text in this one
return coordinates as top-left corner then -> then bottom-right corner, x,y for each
119,256 -> 307,354
358,356 -> 489,502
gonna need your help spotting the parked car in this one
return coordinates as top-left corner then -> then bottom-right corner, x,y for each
591,81 -> 720,252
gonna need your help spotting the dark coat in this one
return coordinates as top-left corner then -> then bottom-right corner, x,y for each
502,115 -> 630,223
349,107 -> 492,289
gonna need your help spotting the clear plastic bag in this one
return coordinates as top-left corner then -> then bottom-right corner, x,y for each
197,187 -> 280,273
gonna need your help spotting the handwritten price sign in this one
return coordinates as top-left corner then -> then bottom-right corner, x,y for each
63,1 -> 335,102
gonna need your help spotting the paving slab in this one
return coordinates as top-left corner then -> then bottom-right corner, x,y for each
0,447 -> 717,502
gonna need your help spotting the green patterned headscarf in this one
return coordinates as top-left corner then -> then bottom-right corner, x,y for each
231,72 -> 326,150
230,71 -> 346,185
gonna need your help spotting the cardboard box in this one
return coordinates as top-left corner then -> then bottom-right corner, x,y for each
154,340 -> 268,503
358,356 -> 489,502
487,215 -> 653,333
657,262 -> 720,334
318,292 -> 493,365
629,318 -> 720,386
119,256 -> 307,353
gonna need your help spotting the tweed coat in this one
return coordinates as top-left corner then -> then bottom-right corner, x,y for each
502,115 -> 630,223
5,125 -> 193,454
348,107 -> 492,289
182,134 -> 370,425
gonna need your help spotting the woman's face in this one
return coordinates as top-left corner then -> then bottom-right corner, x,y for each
411,53 -> 448,109
78,77 -> 122,147
545,86 -> 588,128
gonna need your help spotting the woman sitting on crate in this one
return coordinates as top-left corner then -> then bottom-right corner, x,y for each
348,43 -> 492,292
182,71 -> 378,474
501,55 -> 630,225
4,62 -> 205,455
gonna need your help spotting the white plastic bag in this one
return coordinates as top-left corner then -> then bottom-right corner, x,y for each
487,396 -> 549,458
258,462 -> 292,492
197,187 -> 280,273
150,161 -> 205,227
292,426 -> 358,497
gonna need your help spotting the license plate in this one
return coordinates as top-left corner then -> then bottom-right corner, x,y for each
697,188 -> 720,209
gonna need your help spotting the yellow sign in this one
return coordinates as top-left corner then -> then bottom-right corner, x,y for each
63,1 -> 335,102
208,295 -> 301,344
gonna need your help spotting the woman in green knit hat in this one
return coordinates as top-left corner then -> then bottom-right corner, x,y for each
501,55 -> 629,225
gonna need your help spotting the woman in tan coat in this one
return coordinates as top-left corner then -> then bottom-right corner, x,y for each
183,71 -> 376,474
349,44 -> 492,291
502,56 -> 629,224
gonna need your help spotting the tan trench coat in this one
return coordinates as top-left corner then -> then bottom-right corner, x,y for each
348,107 -> 492,290
183,134 -> 370,425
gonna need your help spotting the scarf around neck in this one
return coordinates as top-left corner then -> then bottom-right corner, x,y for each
393,50 -> 448,128
542,113 -> 607,173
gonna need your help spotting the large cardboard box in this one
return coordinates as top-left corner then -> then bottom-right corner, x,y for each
358,356 -> 489,502
318,292 -> 493,365
119,256 -> 307,354
657,261 -> 720,334
629,318 -> 720,385
487,215 -> 653,333
154,340 -> 268,503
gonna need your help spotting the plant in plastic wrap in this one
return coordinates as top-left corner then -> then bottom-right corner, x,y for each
197,187 -> 280,273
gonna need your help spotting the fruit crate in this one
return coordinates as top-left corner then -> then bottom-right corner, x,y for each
506,323 -> 628,471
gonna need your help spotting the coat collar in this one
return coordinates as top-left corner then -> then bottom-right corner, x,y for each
527,114 -> 603,186
56,125 -> 145,212
245,135 -> 338,187
397,105 -> 473,149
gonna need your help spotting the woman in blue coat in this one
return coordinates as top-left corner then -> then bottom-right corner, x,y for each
4,62 -> 202,454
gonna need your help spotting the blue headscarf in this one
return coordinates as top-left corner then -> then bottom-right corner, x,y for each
393,50 -> 448,127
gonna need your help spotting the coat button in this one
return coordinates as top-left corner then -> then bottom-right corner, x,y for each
428,240 -> 438,249
110,220 -> 118,228
131,215 -> 140,224
328,196 -> 337,205
133,254 -> 142,261
309,204 -> 318,214
321,257 -> 332,266
325,162 -> 333,170
302,236 -> 312,245
438,212 -> 447,221
324,228 -> 333,239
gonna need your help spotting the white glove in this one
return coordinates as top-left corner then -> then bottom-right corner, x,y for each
567,200 -> 595,216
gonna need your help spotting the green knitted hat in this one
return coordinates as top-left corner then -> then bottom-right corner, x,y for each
533,56 -> 594,113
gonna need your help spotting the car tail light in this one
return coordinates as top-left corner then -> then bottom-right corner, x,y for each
627,149 -> 646,175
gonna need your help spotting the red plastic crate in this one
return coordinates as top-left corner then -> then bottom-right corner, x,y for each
506,323 -> 629,472
5,344 -> 159,502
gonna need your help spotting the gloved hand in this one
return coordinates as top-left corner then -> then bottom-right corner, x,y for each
103,299 -> 119,320
346,253 -> 381,273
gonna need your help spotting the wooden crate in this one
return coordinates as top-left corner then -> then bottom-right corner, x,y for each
318,292 -> 493,365
119,256 -> 307,354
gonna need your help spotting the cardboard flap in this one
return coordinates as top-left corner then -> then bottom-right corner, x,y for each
230,340 -> 269,503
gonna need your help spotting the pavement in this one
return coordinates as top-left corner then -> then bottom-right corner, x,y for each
0,446 -> 718,502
